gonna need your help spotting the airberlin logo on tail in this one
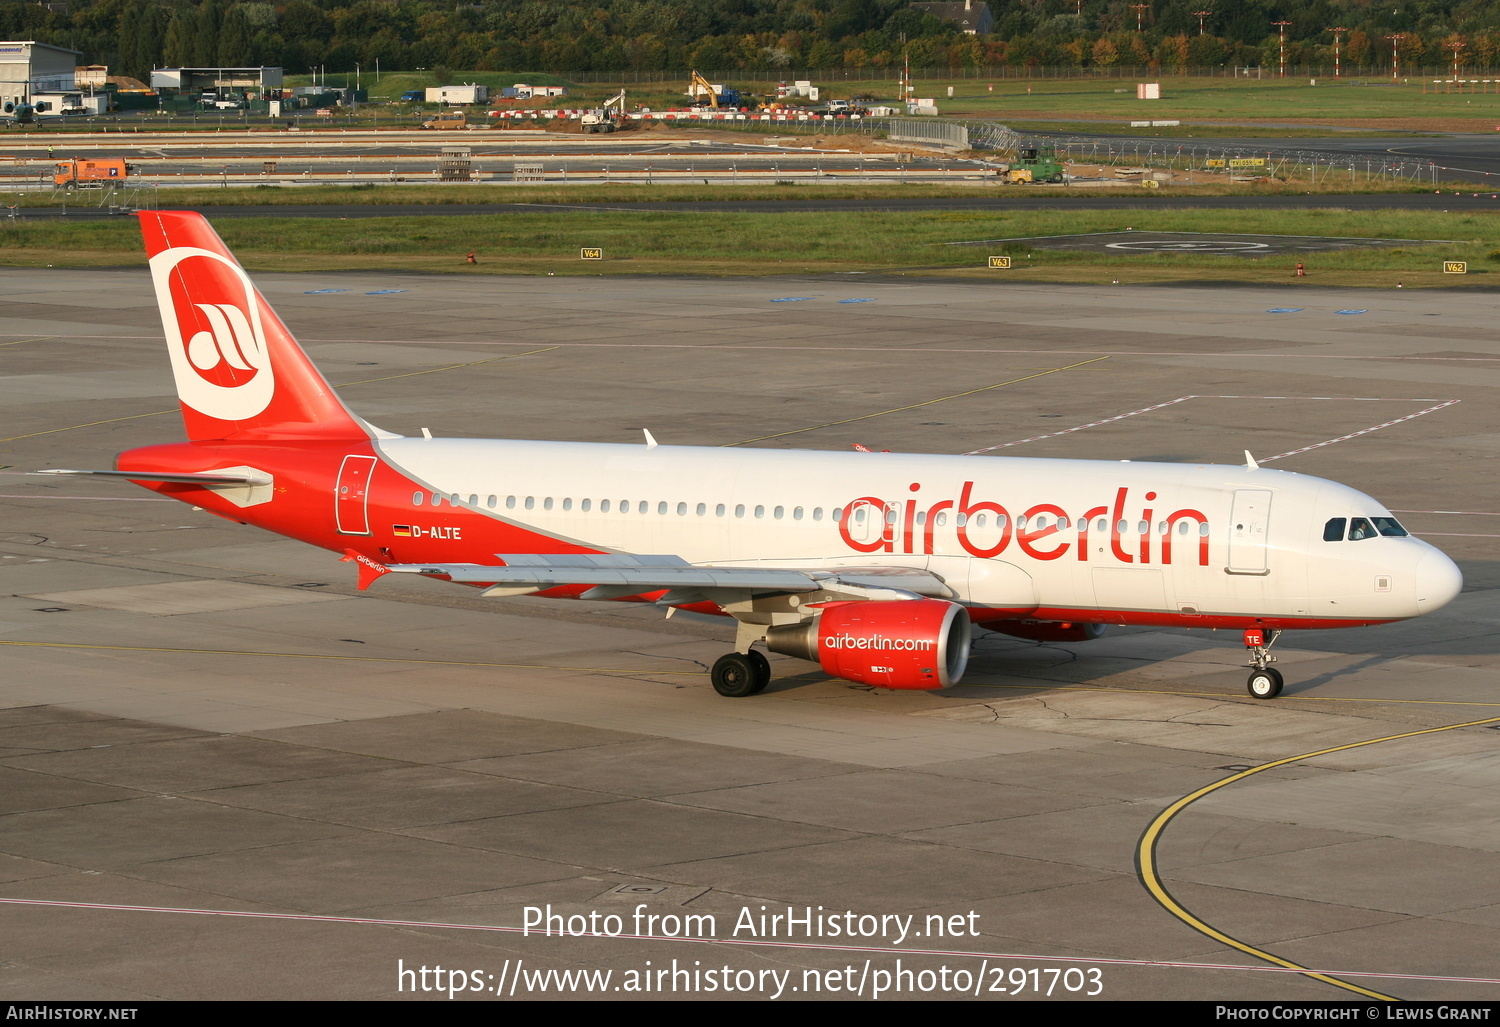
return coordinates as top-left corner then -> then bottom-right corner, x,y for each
148,246 -> 275,421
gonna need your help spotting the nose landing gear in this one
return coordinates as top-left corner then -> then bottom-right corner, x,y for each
1244,627 -> 1283,699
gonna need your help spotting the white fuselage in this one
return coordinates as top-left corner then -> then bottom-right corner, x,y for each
375,438 -> 1462,628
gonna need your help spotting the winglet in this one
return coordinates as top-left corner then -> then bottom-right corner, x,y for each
1244,450 -> 1260,470
341,548 -> 390,591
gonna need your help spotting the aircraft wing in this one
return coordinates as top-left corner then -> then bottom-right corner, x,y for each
380,553 -> 954,602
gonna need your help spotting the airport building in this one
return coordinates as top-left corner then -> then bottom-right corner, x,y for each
150,66 -> 284,97
0,40 -> 82,110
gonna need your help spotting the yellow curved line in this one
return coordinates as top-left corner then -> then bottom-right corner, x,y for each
0,639 -> 701,675
725,356 -> 1110,446
1137,715 -> 1500,1001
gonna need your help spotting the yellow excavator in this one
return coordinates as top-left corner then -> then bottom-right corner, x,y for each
687,71 -> 743,109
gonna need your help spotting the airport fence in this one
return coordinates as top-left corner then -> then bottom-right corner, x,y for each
1042,136 -> 1475,187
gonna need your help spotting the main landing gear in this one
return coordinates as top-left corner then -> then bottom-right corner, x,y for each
1244,627 -> 1283,699
710,649 -> 771,697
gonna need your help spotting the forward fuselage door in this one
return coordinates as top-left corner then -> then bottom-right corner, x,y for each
1227,489 -> 1272,574
335,454 -> 377,535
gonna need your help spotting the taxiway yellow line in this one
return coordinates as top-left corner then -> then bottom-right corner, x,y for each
0,408 -> 178,444
0,347 -> 560,445
333,345 -> 558,388
724,356 -> 1111,447
1136,715 -> 1500,1001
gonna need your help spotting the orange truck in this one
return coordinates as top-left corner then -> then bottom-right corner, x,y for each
53,158 -> 137,188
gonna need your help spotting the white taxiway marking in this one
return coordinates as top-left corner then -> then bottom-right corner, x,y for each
964,395 -> 1460,462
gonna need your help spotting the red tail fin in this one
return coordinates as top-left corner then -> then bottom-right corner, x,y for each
139,211 -> 368,442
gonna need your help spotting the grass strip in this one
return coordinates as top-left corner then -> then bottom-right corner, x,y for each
1,208 -> 1493,287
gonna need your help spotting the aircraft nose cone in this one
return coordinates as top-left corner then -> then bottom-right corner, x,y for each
1415,549 -> 1463,614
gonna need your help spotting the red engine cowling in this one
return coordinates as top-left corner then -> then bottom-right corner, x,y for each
766,599 -> 971,689
988,620 -> 1108,643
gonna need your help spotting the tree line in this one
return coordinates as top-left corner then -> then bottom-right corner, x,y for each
5,0 -> 1500,82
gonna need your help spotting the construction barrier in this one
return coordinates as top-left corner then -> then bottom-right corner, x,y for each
486,108 -> 864,123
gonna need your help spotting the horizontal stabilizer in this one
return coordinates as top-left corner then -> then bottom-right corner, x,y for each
35,468 -> 273,486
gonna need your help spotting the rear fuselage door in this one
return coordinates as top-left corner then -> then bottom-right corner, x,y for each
335,454 -> 377,535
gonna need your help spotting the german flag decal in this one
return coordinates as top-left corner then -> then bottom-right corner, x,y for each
392,525 -> 412,537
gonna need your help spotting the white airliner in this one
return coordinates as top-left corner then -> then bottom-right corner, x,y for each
44,212 -> 1463,700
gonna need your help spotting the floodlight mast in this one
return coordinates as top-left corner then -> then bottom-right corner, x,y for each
1328,27 -> 1347,78
1388,33 -> 1406,82
1447,39 -> 1466,82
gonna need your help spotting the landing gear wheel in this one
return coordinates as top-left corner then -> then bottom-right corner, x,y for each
1247,667 -> 1283,700
711,653 -> 758,698
746,649 -> 771,695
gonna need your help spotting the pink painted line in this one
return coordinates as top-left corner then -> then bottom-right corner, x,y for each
1415,532 -> 1500,538
1393,510 -> 1500,516
0,896 -> 1495,986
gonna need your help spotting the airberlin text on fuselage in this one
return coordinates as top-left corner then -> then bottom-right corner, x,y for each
839,483 -> 1210,566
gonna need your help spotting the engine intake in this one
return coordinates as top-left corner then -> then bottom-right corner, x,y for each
767,599 -> 971,689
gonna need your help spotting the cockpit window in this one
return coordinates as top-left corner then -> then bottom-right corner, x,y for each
1323,518 -> 1346,542
1372,517 -> 1408,537
1348,517 -> 1377,541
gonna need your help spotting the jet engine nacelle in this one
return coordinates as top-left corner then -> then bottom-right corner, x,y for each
989,620 -> 1108,643
766,599 -> 971,689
